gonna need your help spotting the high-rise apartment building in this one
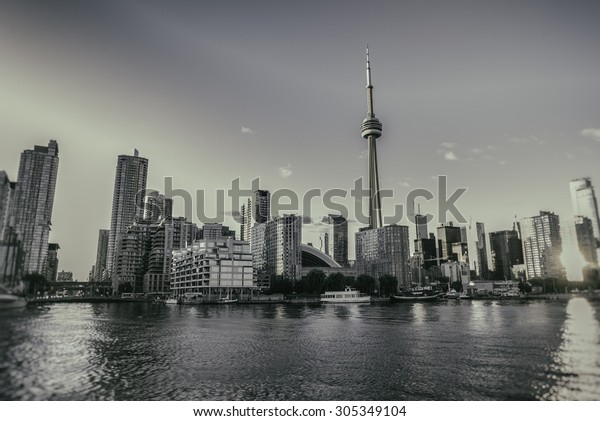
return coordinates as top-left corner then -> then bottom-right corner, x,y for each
574,215 -> 598,266
143,190 -> 173,223
10,140 -> 59,274
240,189 -> 270,242
94,229 -> 110,282
0,171 -> 16,241
570,178 -> 600,244
251,214 -> 302,281
520,211 -> 566,279
356,224 -> 411,288
326,214 -> 348,267
45,243 -> 60,282
106,150 -> 148,289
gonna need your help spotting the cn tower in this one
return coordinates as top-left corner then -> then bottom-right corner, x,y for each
361,46 -> 383,229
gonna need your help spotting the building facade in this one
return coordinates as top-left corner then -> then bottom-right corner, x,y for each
0,171 -> 16,241
355,224 -> 411,289
326,214 -> 349,267
574,215 -> 598,266
94,229 -> 110,283
9,140 -> 59,275
106,150 -> 148,289
171,238 -> 255,298
45,243 -> 60,282
437,223 -> 462,261
489,230 -> 524,281
570,177 -> 600,244
520,211 -> 566,279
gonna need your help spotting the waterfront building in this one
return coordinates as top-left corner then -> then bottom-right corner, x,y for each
459,222 -> 489,278
520,211 -> 566,279
171,238 -> 255,298
489,229 -> 524,280
0,171 -> 16,241
437,223 -> 462,261
113,221 -> 152,293
475,222 -> 490,279
251,214 -> 302,281
574,215 -> 598,266
172,217 -> 199,249
94,229 -> 110,282
106,150 -> 148,290
414,236 -> 438,269
441,261 -> 470,289
326,214 -> 349,267
45,243 -> 59,282
143,220 -> 172,294
355,225 -> 411,289
9,140 -> 59,274
570,177 -> 600,244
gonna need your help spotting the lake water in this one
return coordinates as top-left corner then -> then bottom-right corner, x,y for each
1,297 -> 599,400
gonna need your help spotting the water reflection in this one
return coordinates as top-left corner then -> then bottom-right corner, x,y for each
541,297 -> 600,400
1,300 -> 599,400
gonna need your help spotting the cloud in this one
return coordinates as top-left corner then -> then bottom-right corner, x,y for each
443,151 -> 458,161
278,164 -> 293,178
241,126 -> 253,134
358,149 -> 368,159
581,128 -> 600,142
440,142 -> 456,148
469,148 -> 483,154
487,144 -> 502,151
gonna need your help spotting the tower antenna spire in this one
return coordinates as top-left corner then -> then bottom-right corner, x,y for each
361,46 -> 383,229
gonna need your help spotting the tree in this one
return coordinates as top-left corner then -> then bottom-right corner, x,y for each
355,274 -> 376,295
303,269 -> 326,294
325,272 -> 347,293
378,275 -> 398,297
518,281 -> 532,294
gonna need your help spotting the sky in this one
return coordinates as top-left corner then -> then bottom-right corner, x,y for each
1,0 -> 599,280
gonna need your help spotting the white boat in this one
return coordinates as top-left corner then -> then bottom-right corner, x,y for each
165,298 -> 179,304
321,286 -> 371,303
0,293 -> 28,310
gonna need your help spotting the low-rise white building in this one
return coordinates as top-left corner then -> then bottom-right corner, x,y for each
171,238 -> 256,299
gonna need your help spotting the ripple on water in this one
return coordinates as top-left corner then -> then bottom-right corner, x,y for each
1,299 -> 599,400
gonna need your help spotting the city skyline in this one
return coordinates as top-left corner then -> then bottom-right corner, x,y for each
1,1 -> 600,280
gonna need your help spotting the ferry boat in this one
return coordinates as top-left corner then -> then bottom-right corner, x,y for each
321,286 -> 371,303
165,298 -> 179,304
216,296 -> 238,304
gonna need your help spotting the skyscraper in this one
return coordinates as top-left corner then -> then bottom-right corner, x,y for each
10,140 -> 59,274
415,213 -> 429,241
251,214 -> 302,281
574,216 -> 598,266
45,243 -> 60,283
475,222 -> 490,279
240,189 -> 270,242
570,178 -> 600,244
94,229 -> 109,282
106,150 -> 148,289
356,225 -> 411,288
326,214 -> 349,267
0,171 -> 16,241
489,230 -> 523,280
521,211 -> 566,279
437,223 -> 462,261
361,47 -> 383,230
143,190 -> 173,223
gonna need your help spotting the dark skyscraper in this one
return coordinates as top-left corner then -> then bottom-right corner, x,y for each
489,230 -> 524,280
10,140 -> 59,274
437,223 -> 462,261
241,189 -> 270,242
94,229 -> 110,282
574,215 -> 598,265
106,150 -> 148,290
327,214 -> 349,267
